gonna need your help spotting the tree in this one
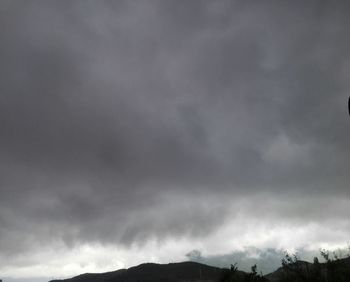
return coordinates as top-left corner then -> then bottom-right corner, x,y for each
220,263 -> 241,282
244,264 -> 268,282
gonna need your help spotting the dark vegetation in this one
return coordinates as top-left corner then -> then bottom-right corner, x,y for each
206,248 -> 350,282
220,263 -> 268,282
263,249 -> 350,282
50,249 -> 350,282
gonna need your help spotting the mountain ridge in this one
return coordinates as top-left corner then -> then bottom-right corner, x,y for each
49,257 -> 350,282
49,261 -> 231,282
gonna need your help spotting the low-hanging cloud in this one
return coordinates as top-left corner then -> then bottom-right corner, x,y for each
1,0 -> 350,276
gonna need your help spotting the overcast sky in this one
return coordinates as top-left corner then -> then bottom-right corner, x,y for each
1,0 -> 350,280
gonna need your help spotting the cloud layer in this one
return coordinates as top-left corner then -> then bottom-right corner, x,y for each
1,0 -> 350,278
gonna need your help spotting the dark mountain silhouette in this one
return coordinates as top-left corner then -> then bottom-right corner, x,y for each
49,261 -> 231,282
49,257 -> 350,282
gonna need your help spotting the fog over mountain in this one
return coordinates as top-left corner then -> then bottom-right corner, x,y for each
1,0 -> 350,280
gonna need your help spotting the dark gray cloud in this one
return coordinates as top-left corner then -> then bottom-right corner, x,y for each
1,0 -> 350,275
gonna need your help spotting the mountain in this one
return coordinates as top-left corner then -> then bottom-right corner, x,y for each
49,257 -> 350,282
49,261 -> 231,282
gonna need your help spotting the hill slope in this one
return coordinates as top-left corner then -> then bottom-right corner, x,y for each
50,261 -> 227,282
50,257 -> 350,282
265,257 -> 350,282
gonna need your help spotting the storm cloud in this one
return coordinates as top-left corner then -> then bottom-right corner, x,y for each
1,0 -> 350,278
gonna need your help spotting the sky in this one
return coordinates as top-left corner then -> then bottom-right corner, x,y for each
1,0 -> 350,280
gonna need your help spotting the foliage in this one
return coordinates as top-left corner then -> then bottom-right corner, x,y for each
220,263 -> 241,282
220,263 -> 268,282
243,264 -> 268,282
277,249 -> 350,282
221,248 -> 350,282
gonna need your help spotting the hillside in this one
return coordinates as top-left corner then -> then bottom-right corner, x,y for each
265,257 -> 350,282
49,257 -> 350,282
50,261 -> 229,282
